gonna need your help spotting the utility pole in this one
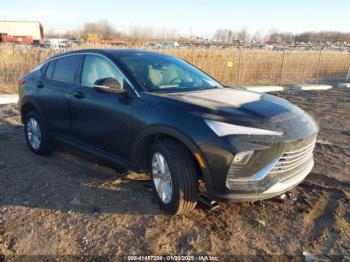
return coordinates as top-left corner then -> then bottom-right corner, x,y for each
315,48 -> 322,85
279,49 -> 286,86
236,47 -> 242,88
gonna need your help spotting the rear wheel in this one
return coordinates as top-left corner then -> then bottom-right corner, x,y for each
150,139 -> 198,215
24,111 -> 54,155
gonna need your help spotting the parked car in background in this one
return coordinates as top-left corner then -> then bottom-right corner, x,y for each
158,41 -> 180,48
18,49 -> 319,214
44,38 -> 70,49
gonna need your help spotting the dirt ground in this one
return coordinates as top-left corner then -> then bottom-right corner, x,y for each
0,89 -> 349,260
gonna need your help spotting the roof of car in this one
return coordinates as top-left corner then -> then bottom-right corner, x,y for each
55,49 -> 168,58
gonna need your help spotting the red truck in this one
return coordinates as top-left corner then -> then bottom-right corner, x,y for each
1,35 -> 34,44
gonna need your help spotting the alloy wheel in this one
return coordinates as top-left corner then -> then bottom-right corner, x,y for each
26,118 -> 42,150
152,152 -> 173,204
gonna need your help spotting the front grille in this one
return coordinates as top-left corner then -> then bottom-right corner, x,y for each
226,139 -> 316,192
269,140 -> 316,177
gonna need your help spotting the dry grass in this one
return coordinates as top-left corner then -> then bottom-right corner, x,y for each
1,44 -> 350,94
164,48 -> 350,86
0,45 -> 58,93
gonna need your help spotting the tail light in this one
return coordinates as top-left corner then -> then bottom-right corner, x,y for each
18,79 -> 25,89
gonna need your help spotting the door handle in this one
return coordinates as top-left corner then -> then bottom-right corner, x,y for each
37,82 -> 44,88
73,91 -> 84,99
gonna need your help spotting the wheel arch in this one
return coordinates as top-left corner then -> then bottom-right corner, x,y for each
21,103 -> 37,120
131,125 -> 213,189
20,98 -> 47,127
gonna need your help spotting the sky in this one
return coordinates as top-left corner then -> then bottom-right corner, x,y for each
1,0 -> 349,37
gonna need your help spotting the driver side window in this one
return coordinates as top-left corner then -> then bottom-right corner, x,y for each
81,55 -> 125,88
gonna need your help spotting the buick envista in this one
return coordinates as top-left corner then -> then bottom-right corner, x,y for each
18,49 -> 319,214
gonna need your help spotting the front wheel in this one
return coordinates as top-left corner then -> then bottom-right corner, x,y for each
150,139 -> 198,215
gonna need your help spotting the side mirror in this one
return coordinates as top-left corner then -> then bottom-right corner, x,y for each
93,77 -> 127,95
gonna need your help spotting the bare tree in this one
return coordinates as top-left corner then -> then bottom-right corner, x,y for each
127,26 -> 179,41
295,31 -> 350,43
268,32 -> 294,43
237,28 -> 249,42
251,31 -> 265,44
82,20 -> 122,40
213,28 -> 250,43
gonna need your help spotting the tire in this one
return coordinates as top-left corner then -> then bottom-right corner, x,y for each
150,139 -> 198,215
24,111 -> 54,156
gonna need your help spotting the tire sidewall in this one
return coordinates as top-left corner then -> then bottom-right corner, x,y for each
150,143 -> 181,214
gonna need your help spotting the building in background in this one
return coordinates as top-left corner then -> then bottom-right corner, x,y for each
0,21 -> 44,45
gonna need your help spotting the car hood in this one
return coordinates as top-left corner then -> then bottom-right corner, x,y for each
155,88 -> 304,122
149,87 -> 318,141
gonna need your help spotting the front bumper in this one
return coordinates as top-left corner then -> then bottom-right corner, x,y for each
201,132 -> 317,202
197,109 -> 319,202
207,157 -> 314,202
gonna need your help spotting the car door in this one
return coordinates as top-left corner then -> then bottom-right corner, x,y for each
70,54 -> 134,160
37,55 -> 83,136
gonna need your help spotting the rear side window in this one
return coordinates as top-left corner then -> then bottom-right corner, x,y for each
45,61 -> 55,79
52,55 -> 81,83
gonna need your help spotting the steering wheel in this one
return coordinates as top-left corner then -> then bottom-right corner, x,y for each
169,76 -> 182,83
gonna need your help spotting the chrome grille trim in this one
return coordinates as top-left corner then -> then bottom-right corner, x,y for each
283,142 -> 315,154
278,148 -> 314,165
280,143 -> 315,159
269,140 -> 316,175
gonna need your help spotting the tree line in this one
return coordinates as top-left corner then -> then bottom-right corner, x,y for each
214,29 -> 350,43
46,20 -> 179,41
45,20 -> 350,43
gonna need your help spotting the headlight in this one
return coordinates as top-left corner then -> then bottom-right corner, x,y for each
204,119 -> 283,137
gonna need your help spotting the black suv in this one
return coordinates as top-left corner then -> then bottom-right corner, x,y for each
19,49 -> 319,214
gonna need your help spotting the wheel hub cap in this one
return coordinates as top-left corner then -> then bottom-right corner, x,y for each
26,118 -> 41,150
152,152 -> 173,204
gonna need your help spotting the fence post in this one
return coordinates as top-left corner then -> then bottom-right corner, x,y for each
191,46 -> 195,64
231,50 -> 235,87
315,48 -> 322,85
279,49 -> 286,86
346,64 -> 350,81
236,47 -> 242,88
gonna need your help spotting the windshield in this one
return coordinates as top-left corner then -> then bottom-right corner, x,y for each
119,54 -> 223,92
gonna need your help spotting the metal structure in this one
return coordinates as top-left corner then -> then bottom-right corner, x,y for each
0,21 -> 44,44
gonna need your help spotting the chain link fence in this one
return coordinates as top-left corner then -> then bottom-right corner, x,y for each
1,44 -> 350,93
163,48 -> 350,87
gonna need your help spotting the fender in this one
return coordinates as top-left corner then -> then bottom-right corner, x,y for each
131,124 -> 214,191
19,95 -> 47,125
